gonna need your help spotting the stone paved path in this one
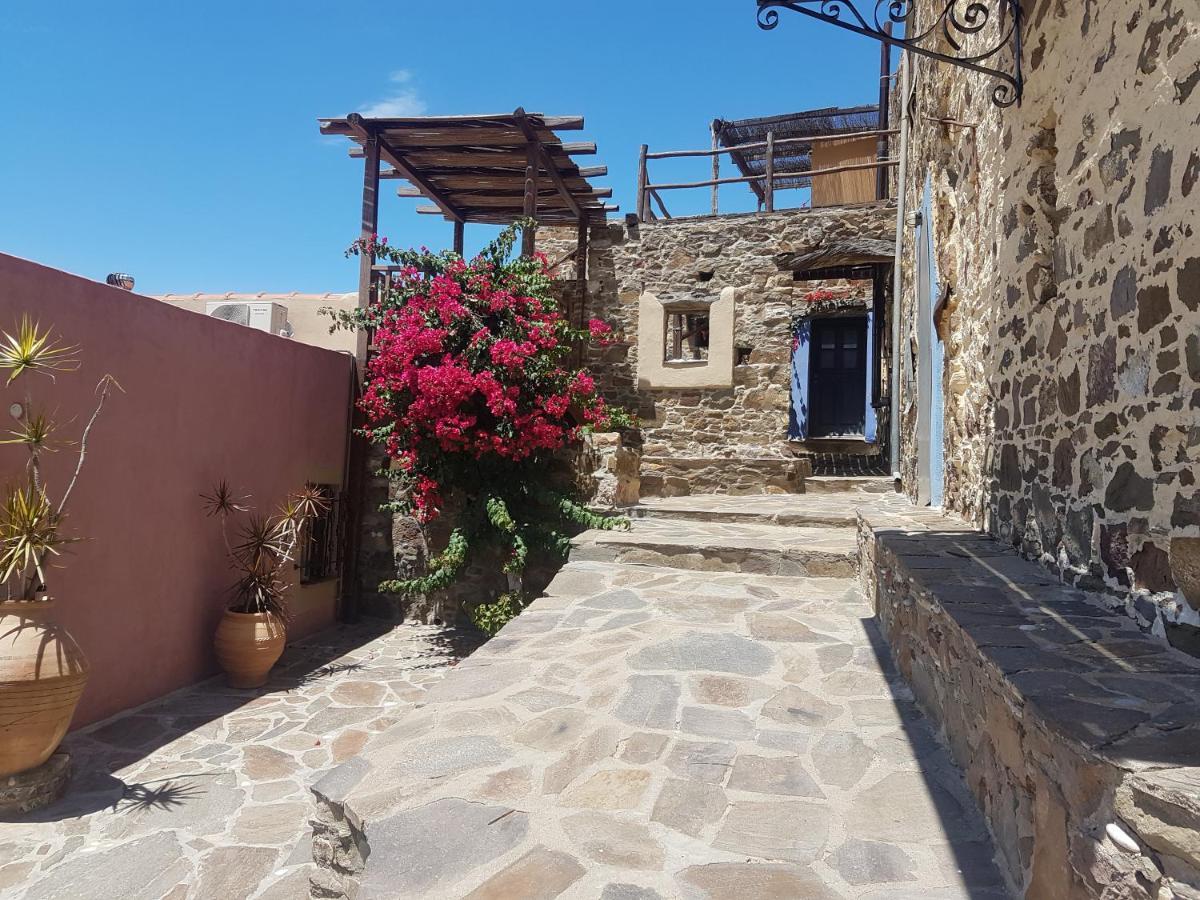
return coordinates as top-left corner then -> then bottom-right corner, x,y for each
311,494 -> 1011,899
0,622 -> 480,899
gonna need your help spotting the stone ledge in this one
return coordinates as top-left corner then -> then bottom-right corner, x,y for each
858,506 -> 1200,899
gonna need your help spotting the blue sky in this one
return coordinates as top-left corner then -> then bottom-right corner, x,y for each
0,1 -> 882,295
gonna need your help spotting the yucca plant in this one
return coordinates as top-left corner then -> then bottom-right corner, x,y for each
0,317 -> 118,602
202,482 -> 328,619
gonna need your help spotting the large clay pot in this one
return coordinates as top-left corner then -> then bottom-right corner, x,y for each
213,610 -> 285,689
0,600 -> 89,777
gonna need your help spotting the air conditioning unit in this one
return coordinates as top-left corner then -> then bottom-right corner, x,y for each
205,301 -> 289,336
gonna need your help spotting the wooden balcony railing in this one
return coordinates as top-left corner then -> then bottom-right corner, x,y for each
635,127 -> 900,222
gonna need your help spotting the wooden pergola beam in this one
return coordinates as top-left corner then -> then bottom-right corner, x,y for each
334,112 -> 610,230
402,190 -> 611,207
381,164 -> 608,180
350,142 -> 596,162
514,107 -> 583,222
398,185 -> 612,202
320,114 -> 584,136
416,204 -> 615,217
394,174 -> 608,191
345,113 -> 463,223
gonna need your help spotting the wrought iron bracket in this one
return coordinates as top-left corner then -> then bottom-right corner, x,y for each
756,0 -> 1023,108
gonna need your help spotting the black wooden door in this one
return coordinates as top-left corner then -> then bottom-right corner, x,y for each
809,316 -> 868,437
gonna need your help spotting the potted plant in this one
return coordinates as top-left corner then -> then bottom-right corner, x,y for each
202,482 -> 326,688
0,317 -> 118,777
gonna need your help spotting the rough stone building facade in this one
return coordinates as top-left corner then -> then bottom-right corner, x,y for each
892,0 -> 1199,648
544,202 -> 895,495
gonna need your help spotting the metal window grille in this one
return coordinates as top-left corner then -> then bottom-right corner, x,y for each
299,486 -> 344,584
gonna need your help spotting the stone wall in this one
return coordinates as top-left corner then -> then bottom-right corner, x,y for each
859,506 -> 1200,899
545,204 -> 896,465
895,0 -> 1200,646
356,447 -> 432,623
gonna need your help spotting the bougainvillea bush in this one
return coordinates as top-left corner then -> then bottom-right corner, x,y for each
331,220 -> 630,633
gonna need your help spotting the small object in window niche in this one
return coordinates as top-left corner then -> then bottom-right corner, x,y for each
664,310 -> 710,363
736,347 -> 753,366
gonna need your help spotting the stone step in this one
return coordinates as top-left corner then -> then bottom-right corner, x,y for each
626,494 -> 862,528
544,558 -> 859,605
787,436 -> 882,457
639,455 -> 809,497
803,475 -> 896,494
572,517 -> 858,578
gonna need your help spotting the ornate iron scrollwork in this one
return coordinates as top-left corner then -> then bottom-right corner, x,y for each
756,0 -> 1023,108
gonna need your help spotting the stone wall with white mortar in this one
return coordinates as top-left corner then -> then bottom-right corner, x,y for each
895,0 -> 1200,646
543,204 -> 895,468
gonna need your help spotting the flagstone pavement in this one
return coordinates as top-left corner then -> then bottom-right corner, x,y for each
0,622 -> 482,899
3,491 -> 1012,899
308,500 -> 1011,899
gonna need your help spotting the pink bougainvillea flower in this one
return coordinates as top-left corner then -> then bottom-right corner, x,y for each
351,232 -> 617,524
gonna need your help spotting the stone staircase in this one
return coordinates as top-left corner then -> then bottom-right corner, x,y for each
572,511 -> 859,578
638,454 -> 810,497
803,475 -> 894,494
310,490 -> 1009,899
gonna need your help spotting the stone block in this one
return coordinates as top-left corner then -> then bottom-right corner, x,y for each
1170,537 -> 1200,613
1115,769 -> 1200,869
0,751 -> 70,815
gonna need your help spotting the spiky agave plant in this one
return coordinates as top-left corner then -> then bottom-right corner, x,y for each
0,317 -> 119,602
202,483 -> 329,619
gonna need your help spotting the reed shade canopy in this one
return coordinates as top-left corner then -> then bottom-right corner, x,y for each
714,104 -> 881,201
319,110 -> 616,226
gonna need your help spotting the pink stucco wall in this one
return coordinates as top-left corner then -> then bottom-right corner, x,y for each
0,254 -> 353,726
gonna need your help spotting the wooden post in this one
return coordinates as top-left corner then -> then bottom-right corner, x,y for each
710,121 -> 720,215
342,126 -> 381,624
765,130 -> 775,213
453,220 -> 465,257
876,23 -> 892,201
575,219 -> 589,367
636,144 -> 648,223
871,264 -> 886,409
356,132 -> 381,362
576,219 -> 589,292
522,140 -> 538,257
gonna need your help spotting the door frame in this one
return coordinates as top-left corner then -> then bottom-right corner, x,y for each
806,314 -> 871,439
915,175 -> 945,507
789,311 -> 877,442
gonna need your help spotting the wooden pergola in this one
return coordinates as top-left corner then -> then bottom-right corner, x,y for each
319,109 -> 613,621
319,108 -> 616,323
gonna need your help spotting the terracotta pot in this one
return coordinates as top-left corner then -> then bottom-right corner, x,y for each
0,600 -> 89,777
213,610 -> 285,689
